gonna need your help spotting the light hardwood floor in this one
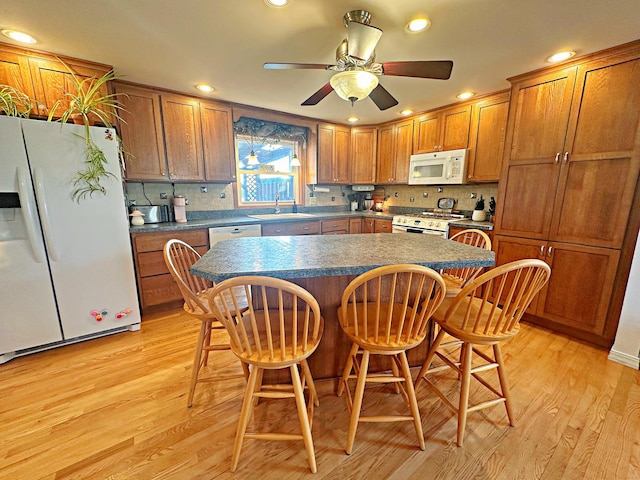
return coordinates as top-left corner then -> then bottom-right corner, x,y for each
1,309 -> 638,479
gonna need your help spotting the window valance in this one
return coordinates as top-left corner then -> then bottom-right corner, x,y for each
233,117 -> 308,146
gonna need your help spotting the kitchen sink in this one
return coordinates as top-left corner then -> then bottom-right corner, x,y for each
248,213 -> 316,220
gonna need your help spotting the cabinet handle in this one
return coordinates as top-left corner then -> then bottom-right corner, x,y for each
554,153 -> 560,164
547,246 -> 553,256
303,227 -> 310,230
540,245 -> 545,257
563,152 -> 569,163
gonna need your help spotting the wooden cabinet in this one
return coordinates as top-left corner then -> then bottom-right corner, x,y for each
131,229 -> 209,313
466,92 -> 510,182
349,218 -> 362,234
317,123 -> 351,184
376,119 -> 412,184
412,104 -> 471,154
0,42 -> 111,119
321,218 -> 349,235
115,83 -> 236,182
262,220 -> 321,236
363,217 -> 392,233
495,43 -> 640,347
363,217 -> 375,233
351,126 -> 377,184
494,235 -> 620,343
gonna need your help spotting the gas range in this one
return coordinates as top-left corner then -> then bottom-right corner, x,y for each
392,211 -> 468,236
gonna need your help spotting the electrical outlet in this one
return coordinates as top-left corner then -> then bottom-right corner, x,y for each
219,193 -> 226,199
410,197 -> 415,203
394,192 -> 399,197
470,192 -> 477,199
160,193 -> 167,199
308,196 -> 317,205
331,196 -> 335,202
423,192 -> 428,198
437,187 -> 443,193
129,200 -> 136,206
200,186 -> 208,193
184,198 -> 189,205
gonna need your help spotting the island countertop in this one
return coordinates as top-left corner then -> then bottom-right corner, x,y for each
192,233 -> 495,282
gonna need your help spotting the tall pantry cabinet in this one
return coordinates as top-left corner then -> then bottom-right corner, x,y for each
494,41 -> 640,347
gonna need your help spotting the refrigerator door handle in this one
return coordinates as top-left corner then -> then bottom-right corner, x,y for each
33,168 -> 60,261
16,167 -> 46,264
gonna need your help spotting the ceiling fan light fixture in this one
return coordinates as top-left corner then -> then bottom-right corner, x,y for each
1,29 -> 36,44
547,51 -> 576,63
264,0 -> 289,7
406,17 -> 431,33
330,70 -> 379,105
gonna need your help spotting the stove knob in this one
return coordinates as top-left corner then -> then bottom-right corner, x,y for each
428,221 -> 434,227
435,221 -> 441,228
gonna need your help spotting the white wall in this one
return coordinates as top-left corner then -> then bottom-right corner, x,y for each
609,234 -> 640,369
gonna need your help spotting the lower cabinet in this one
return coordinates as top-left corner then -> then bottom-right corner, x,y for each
363,218 -> 392,233
494,235 -> 620,345
321,218 -> 349,235
349,218 -> 362,234
131,229 -> 209,313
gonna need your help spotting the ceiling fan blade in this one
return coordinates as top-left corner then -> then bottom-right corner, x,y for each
381,61 -> 454,80
301,82 -> 334,106
369,84 -> 398,111
347,21 -> 383,61
264,63 -> 334,70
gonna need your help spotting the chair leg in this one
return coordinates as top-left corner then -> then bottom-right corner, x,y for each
202,322 -> 212,366
457,342 -> 473,447
398,351 -> 425,450
230,365 -> 261,472
337,343 -> 359,397
390,356 -> 401,395
416,328 -> 446,387
301,359 -> 319,407
291,363 -> 317,473
346,349 -> 370,455
187,320 -> 209,408
493,344 -> 514,426
240,360 -> 250,381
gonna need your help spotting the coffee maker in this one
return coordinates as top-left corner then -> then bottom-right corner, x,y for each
357,192 -> 373,211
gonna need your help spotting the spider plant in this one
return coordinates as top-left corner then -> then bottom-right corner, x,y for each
47,66 -> 127,201
0,84 -> 33,117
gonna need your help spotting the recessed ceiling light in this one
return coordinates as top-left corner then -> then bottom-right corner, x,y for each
264,0 -> 289,7
1,29 -> 36,44
347,116 -> 359,123
405,17 -> 431,33
547,51 -> 576,63
195,84 -> 215,92
400,109 -> 413,116
456,91 -> 475,100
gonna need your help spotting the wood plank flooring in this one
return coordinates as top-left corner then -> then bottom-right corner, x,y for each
1,309 -> 638,479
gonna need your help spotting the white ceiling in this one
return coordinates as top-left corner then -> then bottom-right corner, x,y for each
2,0 -> 640,125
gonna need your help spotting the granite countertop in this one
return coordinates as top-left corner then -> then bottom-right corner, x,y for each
448,219 -> 495,230
191,234 -> 495,282
129,211 -> 394,233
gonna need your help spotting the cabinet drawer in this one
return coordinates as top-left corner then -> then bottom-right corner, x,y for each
137,245 -> 209,277
321,218 -> 349,234
140,274 -> 183,307
374,219 -> 392,233
133,229 -> 208,253
262,221 -> 320,236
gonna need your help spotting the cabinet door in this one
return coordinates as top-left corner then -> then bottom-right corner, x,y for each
537,242 -> 620,337
467,93 -> 509,182
440,105 -> 471,151
161,94 -> 204,180
376,124 -> 395,183
394,119 -> 413,183
349,218 -> 362,234
201,100 -> 236,182
28,57 -> 110,118
550,56 -> 640,248
412,111 -> 440,153
351,127 -> 376,184
374,218 -> 392,233
317,123 -> 336,183
335,125 -> 351,183
115,84 -> 168,181
0,48 -> 35,103
362,218 -> 375,233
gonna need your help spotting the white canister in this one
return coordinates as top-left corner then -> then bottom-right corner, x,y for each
173,196 -> 187,223
351,201 -> 358,211
129,210 -> 145,226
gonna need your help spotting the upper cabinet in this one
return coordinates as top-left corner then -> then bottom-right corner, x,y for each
114,82 -> 236,183
412,104 -> 472,154
0,42 -> 111,119
351,126 -> 377,184
317,123 -> 351,184
376,119 -> 412,184
466,92 -> 510,182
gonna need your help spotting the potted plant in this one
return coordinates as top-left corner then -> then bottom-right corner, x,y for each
472,195 -> 487,221
47,66 -> 126,201
0,84 -> 33,117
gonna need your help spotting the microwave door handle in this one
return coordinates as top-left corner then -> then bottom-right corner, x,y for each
16,167 -> 46,263
446,156 -> 453,180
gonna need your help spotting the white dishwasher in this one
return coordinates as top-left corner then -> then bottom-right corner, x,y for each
208,224 -> 262,247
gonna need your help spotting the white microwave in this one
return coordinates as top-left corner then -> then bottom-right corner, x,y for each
408,148 -> 469,185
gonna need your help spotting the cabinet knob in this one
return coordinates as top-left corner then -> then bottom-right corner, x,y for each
554,153 -> 560,164
563,152 -> 569,163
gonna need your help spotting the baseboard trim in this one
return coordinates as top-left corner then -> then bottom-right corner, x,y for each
608,349 -> 640,369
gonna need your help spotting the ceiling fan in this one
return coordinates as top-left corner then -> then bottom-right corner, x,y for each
264,10 -> 453,111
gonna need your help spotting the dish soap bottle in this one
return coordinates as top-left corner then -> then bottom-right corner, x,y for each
292,199 -> 298,213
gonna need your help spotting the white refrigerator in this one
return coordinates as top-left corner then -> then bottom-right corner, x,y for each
0,117 -> 140,363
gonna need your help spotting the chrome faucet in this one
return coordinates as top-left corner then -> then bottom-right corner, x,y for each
274,194 -> 280,214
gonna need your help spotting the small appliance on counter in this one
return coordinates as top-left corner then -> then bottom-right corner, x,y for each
128,205 -> 169,224
173,195 -> 187,223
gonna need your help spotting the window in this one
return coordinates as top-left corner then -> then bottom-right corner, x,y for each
233,118 -> 306,207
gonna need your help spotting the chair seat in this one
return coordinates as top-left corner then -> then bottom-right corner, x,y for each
187,286 -> 250,318
339,303 -> 426,352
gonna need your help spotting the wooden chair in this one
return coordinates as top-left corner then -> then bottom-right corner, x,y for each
415,259 -> 551,446
208,276 -> 324,473
163,239 -> 249,408
442,229 -> 492,297
337,264 -> 446,454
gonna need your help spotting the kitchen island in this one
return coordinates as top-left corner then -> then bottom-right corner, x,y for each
192,233 -> 494,380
